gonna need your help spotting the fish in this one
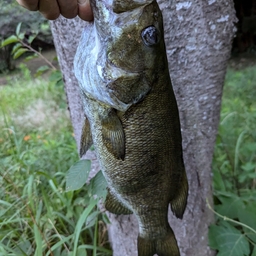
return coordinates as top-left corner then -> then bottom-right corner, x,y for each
74,0 -> 188,255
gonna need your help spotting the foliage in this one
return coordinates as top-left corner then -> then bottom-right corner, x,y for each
0,75 -> 112,256
1,22 -> 57,78
66,160 -> 92,192
209,65 -> 256,255
0,0 -> 52,43
0,0 -> 52,72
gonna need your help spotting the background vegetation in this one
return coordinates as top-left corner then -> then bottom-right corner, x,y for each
0,0 -> 52,72
209,66 -> 256,256
0,67 -> 111,256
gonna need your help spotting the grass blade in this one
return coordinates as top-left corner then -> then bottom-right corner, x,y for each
73,202 -> 97,256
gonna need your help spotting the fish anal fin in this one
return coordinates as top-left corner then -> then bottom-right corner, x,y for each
170,170 -> 188,219
101,109 -> 125,160
105,190 -> 132,215
138,227 -> 180,256
80,118 -> 93,157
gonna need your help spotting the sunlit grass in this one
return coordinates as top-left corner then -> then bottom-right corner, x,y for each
209,65 -> 256,255
0,68 -> 111,256
213,65 -> 256,192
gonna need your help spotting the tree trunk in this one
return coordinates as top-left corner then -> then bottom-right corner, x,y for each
50,1 -> 237,255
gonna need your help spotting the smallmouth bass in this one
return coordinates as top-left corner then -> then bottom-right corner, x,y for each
74,0 -> 188,255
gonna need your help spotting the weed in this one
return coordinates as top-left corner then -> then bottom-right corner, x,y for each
0,77 -> 112,256
209,65 -> 256,255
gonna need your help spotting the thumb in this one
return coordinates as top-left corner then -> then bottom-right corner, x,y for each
78,0 -> 93,21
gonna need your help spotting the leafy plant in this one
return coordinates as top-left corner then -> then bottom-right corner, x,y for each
209,66 -> 256,255
0,0 -> 52,73
0,22 -> 64,93
0,77 -> 112,256
1,22 -> 56,76
66,160 -> 108,202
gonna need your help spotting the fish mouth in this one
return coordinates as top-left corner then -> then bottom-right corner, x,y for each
97,62 -> 140,83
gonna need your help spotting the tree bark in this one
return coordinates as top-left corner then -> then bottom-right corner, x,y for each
51,1 -> 237,255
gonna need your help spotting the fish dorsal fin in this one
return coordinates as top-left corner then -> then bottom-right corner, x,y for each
100,109 -> 125,160
113,0 -> 153,13
80,118 -> 93,157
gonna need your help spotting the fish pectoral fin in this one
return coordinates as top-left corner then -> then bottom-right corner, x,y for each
138,226 -> 180,256
80,118 -> 93,157
170,170 -> 188,219
105,190 -> 132,215
101,110 -> 125,160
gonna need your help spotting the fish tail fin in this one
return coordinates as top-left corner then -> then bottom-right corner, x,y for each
170,170 -> 188,219
138,227 -> 180,256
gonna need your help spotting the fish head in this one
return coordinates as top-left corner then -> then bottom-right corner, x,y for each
91,0 -> 167,105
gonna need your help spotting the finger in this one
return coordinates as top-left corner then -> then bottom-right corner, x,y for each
78,0 -> 93,21
16,0 -> 39,11
57,0 -> 78,19
39,0 -> 60,20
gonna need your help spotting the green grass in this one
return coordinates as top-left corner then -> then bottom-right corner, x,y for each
0,68 -> 112,256
210,65 -> 256,255
213,66 -> 256,193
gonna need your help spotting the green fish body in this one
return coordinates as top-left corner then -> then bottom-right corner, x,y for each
74,1 -> 188,255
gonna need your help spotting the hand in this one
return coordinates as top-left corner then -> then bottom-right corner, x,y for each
16,0 -> 93,21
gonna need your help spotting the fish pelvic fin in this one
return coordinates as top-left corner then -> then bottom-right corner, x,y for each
80,117 -> 93,157
101,109 -> 125,160
138,227 -> 180,256
105,189 -> 133,215
170,170 -> 188,219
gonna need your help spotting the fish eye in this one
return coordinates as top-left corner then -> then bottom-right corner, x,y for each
141,25 -> 160,46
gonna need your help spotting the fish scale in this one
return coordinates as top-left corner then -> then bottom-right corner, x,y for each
74,0 -> 188,255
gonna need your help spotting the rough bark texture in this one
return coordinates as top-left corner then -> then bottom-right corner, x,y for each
51,1 -> 237,255
50,17 -> 85,142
